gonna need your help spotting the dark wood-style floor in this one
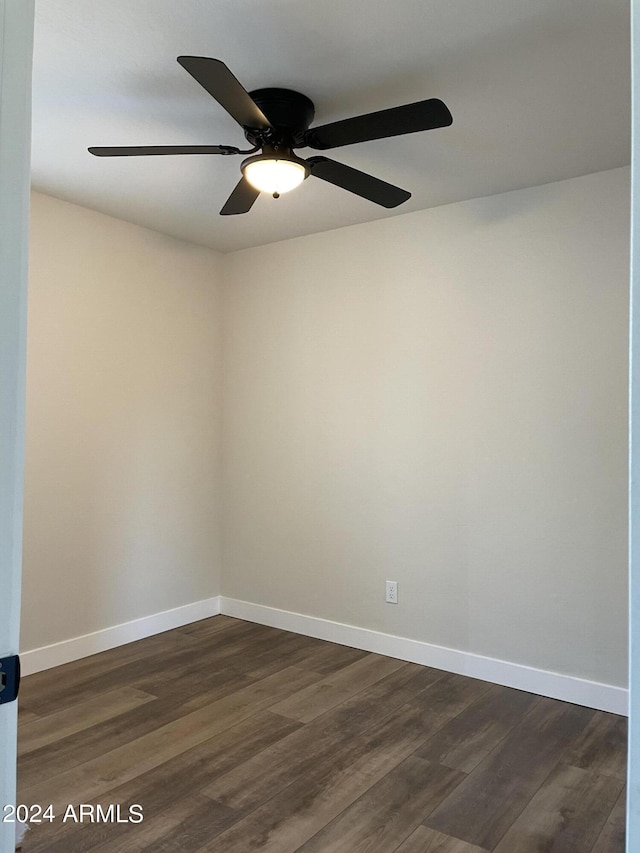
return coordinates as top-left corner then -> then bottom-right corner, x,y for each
16,616 -> 626,852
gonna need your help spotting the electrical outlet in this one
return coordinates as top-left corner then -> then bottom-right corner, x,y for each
385,580 -> 398,604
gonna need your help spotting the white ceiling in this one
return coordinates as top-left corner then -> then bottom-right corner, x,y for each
32,0 -> 630,253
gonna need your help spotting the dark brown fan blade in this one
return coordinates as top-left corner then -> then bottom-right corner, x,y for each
307,156 -> 410,208
177,57 -> 272,131
88,145 -> 241,157
220,177 -> 260,215
304,99 -> 452,150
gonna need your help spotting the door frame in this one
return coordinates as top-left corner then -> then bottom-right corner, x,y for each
0,3 -> 34,851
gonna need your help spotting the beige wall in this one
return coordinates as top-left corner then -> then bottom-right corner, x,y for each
222,167 -> 630,687
22,193 -> 223,650
22,169 -> 629,689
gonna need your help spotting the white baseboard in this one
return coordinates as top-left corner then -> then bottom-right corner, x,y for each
19,593 -> 628,716
220,597 -> 628,716
20,596 -> 221,676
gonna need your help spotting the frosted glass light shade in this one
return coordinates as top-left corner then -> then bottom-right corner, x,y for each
243,157 -> 307,194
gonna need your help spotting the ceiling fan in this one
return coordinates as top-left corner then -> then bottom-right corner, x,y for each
89,57 -> 453,215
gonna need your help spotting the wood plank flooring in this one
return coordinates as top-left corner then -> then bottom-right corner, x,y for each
16,616 -> 626,852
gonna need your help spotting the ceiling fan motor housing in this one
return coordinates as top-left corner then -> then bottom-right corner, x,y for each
245,88 -> 315,147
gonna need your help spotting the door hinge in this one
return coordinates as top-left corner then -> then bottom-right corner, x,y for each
0,655 -> 20,705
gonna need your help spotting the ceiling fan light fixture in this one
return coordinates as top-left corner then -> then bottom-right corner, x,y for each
242,150 -> 308,195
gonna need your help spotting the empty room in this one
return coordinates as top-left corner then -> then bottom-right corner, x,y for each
0,0 -> 635,851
